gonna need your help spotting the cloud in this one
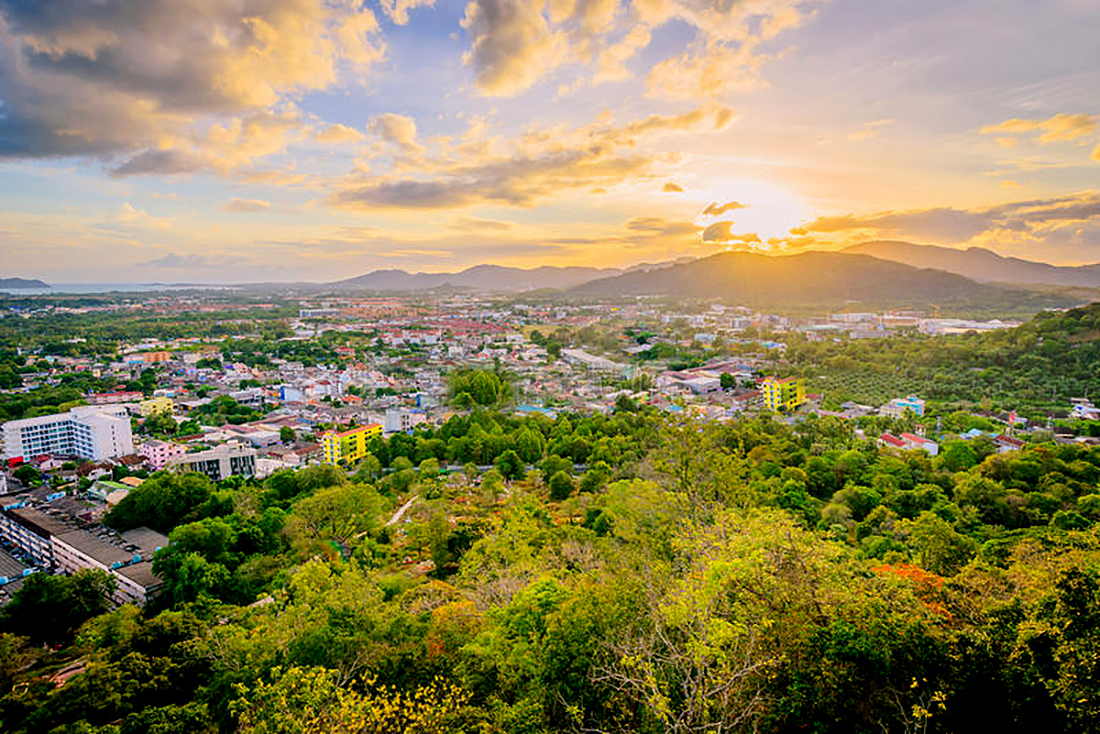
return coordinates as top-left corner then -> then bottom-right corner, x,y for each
625,217 -> 698,236
369,113 -> 423,154
139,252 -> 211,268
332,105 -> 728,210
461,0 -> 566,96
701,200 -> 747,217
662,181 -> 684,192
108,150 -> 205,177
981,113 -> 1098,144
648,41 -> 769,99
847,118 -> 894,142
459,0 -> 813,98
376,248 -> 454,258
700,220 -> 761,245
448,217 -> 514,231
315,124 -> 365,143
0,0 -> 384,172
379,0 -> 436,25
796,191 -> 1100,246
224,198 -> 271,212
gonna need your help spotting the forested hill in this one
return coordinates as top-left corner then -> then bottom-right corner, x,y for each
566,250 -> 1079,314
0,278 -> 48,289
783,302 -> 1100,410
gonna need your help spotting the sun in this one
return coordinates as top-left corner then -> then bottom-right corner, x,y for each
694,177 -> 811,243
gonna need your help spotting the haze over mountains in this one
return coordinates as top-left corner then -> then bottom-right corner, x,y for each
329,259 -> 695,292
842,241 -> 1100,287
565,250 -> 1080,312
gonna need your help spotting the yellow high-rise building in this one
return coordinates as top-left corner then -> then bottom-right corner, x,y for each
321,423 -> 382,465
761,376 -> 805,412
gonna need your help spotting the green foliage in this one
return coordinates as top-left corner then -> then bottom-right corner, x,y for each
547,470 -> 574,501
105,472 -> 215,534
1,570 -> 115,646
449,369 -> 510,407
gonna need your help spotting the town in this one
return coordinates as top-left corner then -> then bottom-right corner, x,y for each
1,290 -> 1096,610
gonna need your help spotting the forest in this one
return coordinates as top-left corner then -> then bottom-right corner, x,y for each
3,401 -> 1100,733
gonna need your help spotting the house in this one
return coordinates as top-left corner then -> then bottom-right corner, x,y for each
877,433 -> 906,451
880,395 -> 926,418
899,432 -> 939,456
993,434 -> 1025,453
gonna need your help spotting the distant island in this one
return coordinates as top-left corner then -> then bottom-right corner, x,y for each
0,277 -> 48,289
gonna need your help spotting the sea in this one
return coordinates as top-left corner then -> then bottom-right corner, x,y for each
0,283 -> 237,296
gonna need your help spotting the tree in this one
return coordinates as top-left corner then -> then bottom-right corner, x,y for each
495,449 -> 524,480
1,570 -> 115,645
280,426 -> 296,443
142,411 -> 177,436
232,665 -> 471,733
720,372 -> 736,390
548,470 -> 575,501
13,464 -> 40,486
105,472 -> 214,533
905,511 -> 978,575
287,484 -> 387,559
940,441 -> 978,472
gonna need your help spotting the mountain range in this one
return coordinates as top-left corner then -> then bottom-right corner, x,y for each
565,250 -> 1081,313
328,259 -> 694,292
841,241 -> 1100,287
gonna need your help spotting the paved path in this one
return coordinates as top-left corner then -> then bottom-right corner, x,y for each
386,496 -> 417,526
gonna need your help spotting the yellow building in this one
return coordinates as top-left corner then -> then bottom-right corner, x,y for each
761,376 -> 805,412
138,396 -> 174,417
322,423 -> 383,465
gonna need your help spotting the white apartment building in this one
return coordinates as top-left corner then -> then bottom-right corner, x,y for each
169,442 -> 256,481
2,405 -> 133,462
384,408 -> 427,434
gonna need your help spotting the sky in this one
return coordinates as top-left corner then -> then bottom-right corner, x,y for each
0,0 -> 1099,284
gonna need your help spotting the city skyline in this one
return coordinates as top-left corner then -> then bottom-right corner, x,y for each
1,0 -> 1099,283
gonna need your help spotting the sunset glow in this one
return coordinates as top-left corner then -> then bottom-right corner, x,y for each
1,0 -> 1098,281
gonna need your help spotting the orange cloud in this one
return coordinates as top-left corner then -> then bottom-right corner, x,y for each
981,113 -> 1098,144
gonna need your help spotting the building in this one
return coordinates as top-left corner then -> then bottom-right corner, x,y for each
140,351 -> 172,364
880,395 -> 926,418
899,432 -> 939,456
560,348 -> 627,373
2,405 -> 134,462
299,308 -> 340,319
170,442 -> 257,481
266,442 -> 322,466
761,376 -> 806,412
138,439 -> 187,470
88,391 -> 144,405
877,432 -> 907,451
0,494 -> 166,605
993,434 -> 1025,453
137,396 -> 174,417
321,423 -> 383,465
384,408 -> 427,434
0,502 -> 71,566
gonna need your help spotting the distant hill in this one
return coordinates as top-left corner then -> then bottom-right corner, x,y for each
332,264 -> 624,292
565,250 -> 1081,314
0,277 -> 48,289
842,241 -> 1100,287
